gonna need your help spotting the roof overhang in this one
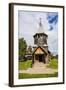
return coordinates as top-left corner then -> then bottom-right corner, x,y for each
33,33 -> 48,37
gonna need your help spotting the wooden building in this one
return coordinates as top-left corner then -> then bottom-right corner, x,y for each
32,18 -> 49,64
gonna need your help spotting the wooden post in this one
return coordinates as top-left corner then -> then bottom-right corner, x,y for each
45,55 -> 49,64
34,55 -> 35,63
32,54 -> 34,64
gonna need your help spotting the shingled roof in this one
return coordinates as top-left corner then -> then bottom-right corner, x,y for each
33,18 -> 47,37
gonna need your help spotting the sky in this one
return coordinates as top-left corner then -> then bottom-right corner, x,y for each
18,11 -> 58,55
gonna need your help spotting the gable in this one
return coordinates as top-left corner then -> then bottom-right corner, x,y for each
33,46 -> 48,55
34,47 -> 44,54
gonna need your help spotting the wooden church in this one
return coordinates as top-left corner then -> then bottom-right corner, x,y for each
32,18 -> 49,64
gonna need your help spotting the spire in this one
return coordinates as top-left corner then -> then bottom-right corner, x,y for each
37,18 -> 44,33
39,18 -> 42,26
33,18 -> 48,38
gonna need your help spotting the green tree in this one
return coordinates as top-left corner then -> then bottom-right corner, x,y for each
19,38 -> 27,61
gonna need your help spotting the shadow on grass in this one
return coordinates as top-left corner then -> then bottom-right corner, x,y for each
19,72 -> 58,79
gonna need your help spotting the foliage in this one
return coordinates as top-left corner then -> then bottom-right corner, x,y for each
19,60 -> 32,70
19,38 -> 27,61
47,58 -> 58,69
19,72 -> 58,79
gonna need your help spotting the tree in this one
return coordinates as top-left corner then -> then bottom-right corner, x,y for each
19,38 -> 27,61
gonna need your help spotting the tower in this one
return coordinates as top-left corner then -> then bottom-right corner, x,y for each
33,18 -> 48,51
32,18 -> 49,64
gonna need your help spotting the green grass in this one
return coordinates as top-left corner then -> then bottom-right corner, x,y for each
47,58 -> 58,69
18,58 -> 58,79
19,58 -> 58,70
19,72 -> 58,79
19,60 -> 32,70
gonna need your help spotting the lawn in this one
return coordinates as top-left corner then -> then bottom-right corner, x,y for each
47,58 -> 58,69
19,72 -> 58,79
18,59 -> 58,79
19,60 -> 32,70
19,58 -> 58,70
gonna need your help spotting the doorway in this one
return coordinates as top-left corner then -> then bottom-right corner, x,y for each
35,54 -> 45,63
39,54 -> 43,62
39,54 -> 45,63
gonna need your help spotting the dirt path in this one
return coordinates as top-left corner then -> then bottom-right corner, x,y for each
19,61 -> 58,74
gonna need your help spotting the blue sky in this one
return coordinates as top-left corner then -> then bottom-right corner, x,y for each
18,11 -> 58,55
